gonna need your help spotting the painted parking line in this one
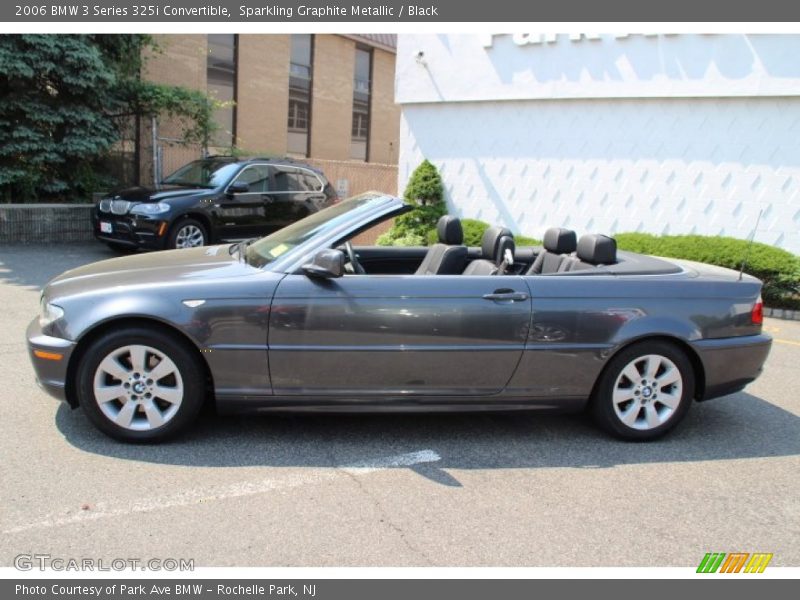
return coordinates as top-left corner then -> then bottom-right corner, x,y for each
2,449 -> 442,535
774,338 -> 800,347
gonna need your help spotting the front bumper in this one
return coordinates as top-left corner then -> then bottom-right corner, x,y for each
691,333 -> 772,400
26,318 -> 77,405
92,211 -> 168,250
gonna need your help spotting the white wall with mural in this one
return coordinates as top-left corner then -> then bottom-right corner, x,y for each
396,34 -> 800,253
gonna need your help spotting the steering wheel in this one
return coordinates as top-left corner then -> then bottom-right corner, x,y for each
344,241 -> 366,275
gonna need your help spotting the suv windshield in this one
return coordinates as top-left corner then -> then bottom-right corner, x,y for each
162,159 -> 241,188
245,194 -> 383,268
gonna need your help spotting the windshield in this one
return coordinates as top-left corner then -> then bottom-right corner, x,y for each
245,194 -> 384,268
162,159 -> 240,188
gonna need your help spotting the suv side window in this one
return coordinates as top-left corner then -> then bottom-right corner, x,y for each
231,165 -> 271,193
272,166 -> 306,193
298,169 -> 323,192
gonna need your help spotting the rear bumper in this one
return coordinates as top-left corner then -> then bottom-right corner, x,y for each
690,333 -> 772,401
26,318 -> 76,405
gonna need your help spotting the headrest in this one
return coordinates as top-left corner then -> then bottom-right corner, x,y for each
437,215 -> 463,245
496,236 -> 516,266
481,226 -> 515,263
577,234 -> 617,265
543,227 -> 577,254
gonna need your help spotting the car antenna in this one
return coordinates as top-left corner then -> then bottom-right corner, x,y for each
739,208 -> 763,281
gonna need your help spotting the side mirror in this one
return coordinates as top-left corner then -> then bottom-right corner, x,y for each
303,249 -> 345,279
227,181 -> 250,195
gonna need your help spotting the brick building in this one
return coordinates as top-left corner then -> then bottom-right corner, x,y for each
139,34 -> 399,183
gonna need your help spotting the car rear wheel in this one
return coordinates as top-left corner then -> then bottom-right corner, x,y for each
76,327 -> 205,442
591,340 -> 694,441
168,219 -> 207,250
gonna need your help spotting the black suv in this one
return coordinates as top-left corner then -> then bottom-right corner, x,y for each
93,156 -> 338,251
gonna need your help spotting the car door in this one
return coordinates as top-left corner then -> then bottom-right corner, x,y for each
217,164 -> 272,239
268,273 -> 531,397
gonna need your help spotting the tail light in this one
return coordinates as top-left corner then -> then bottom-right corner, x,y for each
751,296 -> 764,325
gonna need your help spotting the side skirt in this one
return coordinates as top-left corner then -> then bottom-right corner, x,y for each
214,395 -> 588,415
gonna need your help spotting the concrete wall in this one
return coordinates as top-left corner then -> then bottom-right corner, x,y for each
396,34 -> 800,253
0,205 -> 94,244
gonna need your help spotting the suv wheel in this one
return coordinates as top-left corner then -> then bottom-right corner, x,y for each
168,219 -> 207,250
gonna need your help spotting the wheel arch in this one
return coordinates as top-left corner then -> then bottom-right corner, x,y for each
65,316 -> 215,409
591,334 -> 706,403
170,212 -> 213,243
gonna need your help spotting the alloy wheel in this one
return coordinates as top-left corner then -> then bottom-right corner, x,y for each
174,224 -> 205,248
611,354 -> 683,431
92,344 -> 184,431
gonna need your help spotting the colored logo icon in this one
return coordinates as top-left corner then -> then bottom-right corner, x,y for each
697,552 -> 773,573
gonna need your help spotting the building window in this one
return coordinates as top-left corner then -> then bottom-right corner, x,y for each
287,34 -> 313,157
207,34 -> 237,148
350,47 -> 372,161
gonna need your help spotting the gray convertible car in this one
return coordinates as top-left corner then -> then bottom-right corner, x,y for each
27,193 -> 772,442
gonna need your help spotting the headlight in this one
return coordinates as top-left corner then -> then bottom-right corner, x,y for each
39,300 -> 64,328
130,202 -> 170,216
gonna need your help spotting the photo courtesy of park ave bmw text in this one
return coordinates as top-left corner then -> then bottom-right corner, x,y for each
0,0 -> 798,593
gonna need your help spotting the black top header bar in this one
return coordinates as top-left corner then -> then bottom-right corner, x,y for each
4,0 -> 800,23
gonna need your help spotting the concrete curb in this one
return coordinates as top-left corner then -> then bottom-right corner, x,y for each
764,307 -> 800,321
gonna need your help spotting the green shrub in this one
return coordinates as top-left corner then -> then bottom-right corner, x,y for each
376,231 -> 426,247
377,159 -> 445,246
461,219 -> 491,247
425,218 -> 540,248
615,233 -> 800,309
514,235 -> 542,247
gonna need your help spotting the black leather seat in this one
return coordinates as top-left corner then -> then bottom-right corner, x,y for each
526,227 -> 577,274
462,226 -> 516,275
415,216 -> 468,275
558,234 -> 617,272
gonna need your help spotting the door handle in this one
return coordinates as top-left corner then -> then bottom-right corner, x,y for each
482,289 -> 529,302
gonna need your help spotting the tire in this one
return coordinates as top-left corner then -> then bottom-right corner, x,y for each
76,327 -> 205,443
591,340 -> 695,441
167,219 -> 207,250
105,242 -> 137,255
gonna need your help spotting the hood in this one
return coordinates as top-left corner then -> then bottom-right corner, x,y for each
108,185 -> 211,203
46,245 -> 258,299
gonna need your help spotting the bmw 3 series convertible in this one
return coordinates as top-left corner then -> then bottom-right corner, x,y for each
27,193 -> 772,442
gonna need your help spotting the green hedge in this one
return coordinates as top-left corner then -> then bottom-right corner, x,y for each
425,218 -> 540,248
615,233 -> 800,309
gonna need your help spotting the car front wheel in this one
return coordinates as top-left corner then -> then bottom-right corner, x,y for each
591,340 -> 694,441
168,219 -> 207,250
76,327 -> 205,442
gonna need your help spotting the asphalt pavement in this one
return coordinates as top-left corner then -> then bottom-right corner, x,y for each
0,243 -> 798,567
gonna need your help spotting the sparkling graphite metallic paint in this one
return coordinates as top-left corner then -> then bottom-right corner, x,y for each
27,194 -> 772,415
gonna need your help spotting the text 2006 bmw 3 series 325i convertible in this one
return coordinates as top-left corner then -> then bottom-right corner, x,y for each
27,193 -> 772,443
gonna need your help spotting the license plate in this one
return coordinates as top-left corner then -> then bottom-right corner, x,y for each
100,221 -> 112,234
